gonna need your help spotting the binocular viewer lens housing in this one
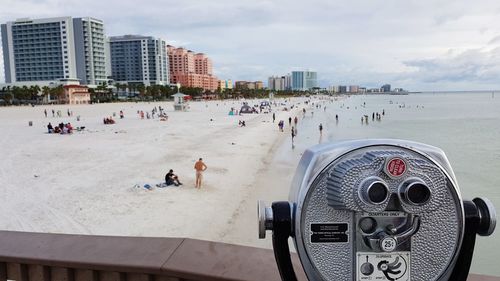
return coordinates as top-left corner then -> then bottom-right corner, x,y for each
402,179 -> 432,206
258,140 -> 496,281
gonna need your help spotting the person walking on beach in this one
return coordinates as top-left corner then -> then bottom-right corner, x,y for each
291,126 -> 296,145
52,109 -> 55,117
319,123 -> 323,135
288,117 -> 292,126
272,112 -> 276,123
194,158 -> 208,188
44,109 -> 47,118
294,116 -> 298,126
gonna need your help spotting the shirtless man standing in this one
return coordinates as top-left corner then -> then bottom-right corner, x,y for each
194,158 -> 208,188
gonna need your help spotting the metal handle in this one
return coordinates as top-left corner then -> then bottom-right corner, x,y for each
473,197 -> 497,236
258,200 -> 274,239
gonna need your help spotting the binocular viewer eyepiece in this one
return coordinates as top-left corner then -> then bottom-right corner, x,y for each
258,139 -> 496,281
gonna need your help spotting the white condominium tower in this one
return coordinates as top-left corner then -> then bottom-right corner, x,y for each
73,17 -> 107,86
1,17 -> 108,86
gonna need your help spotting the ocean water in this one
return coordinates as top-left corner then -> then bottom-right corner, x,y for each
287,92 -> 500,276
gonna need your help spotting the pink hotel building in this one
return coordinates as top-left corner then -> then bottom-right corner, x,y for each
167,46 -> 218,91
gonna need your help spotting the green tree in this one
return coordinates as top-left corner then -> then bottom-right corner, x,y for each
29,85 -> 41,102
136,83 -> 146,99
41,86 -> 51,103
50,85 -> 64,103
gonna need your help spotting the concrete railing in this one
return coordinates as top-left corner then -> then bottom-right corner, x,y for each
0,231 -> 497,281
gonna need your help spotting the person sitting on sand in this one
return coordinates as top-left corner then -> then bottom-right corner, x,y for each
103,117 -> 115,125
165,169 -> 183,186
47,123 -> 53,133
66,123 -> 73,134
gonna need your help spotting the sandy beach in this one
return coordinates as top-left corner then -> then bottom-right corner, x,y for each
1,93 -> 499,276
0,98 -> 311,244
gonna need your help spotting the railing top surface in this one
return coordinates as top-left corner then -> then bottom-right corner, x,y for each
0,230 -> 496,281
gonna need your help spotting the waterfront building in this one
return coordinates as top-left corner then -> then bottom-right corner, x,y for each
291,71 -> 318,91
235,81 -> 247,89
284,74 -> 292,90
339,85 -> 347,93
218,80 -> 226,91
226,79 -> 233,90
234,81 -> 263,90
1,17 -> 108,87
167,46 -> 218,91
381,84 -> 391,92
218,79 -> 233,91
60,84 -> 91,104
1,17 -> 77,85
268,76 -> 285,91
268,75 -> 294,91
194,53 -> 212,75
73,17 -> 107,86
108,35 -> 168,86
349,85 -> 359,93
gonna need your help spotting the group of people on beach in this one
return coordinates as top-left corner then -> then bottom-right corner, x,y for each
138,106 -> 168,120
361,110 -> 385,124
44,109 -> 73,118
47,122 -> 74,134
103,117 -> 116,124
164,158 -> 208,189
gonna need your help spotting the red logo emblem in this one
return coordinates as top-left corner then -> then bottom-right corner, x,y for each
386,158 -> 406,177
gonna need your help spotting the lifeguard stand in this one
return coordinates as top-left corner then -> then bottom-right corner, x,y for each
173,93 -> 188,111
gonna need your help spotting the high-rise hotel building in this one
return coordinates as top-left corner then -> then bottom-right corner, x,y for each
291,71 -> 318,91
73,17 -> 107,85
108,35 -> 169,86
1,17 -> 108,86
167,46 -> 218,91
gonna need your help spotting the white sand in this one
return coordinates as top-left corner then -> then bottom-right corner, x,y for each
0,98 -> 308,245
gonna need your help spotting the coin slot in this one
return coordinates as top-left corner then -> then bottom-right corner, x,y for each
359,217 -> 378,234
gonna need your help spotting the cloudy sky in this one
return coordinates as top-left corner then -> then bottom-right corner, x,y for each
2,0 -> 500,90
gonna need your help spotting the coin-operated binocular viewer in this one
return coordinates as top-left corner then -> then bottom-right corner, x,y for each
258,140 -> 496,281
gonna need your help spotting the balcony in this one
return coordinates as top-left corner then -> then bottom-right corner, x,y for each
0,231 -> 496,281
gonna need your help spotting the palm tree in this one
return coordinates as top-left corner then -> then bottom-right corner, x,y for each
41,86 -> 51,104
136,83 -> 146,99
50,86 -> 64,104
29,85 -> 41,103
